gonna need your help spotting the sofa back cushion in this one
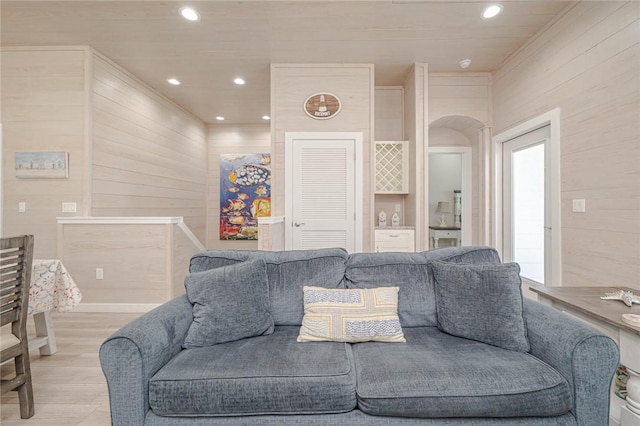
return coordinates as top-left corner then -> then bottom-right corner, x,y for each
344,246 -> 501,327
189,248 -> 348,326
183,259 -> 274,348
431,261 -> 530,352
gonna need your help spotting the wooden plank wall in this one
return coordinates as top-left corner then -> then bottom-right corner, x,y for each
90,52 -> 208,243
207,124 -> 271,249
402,63 -> 429,251
493,1 -> 640,289
1,47 -> 88,258
375,87 -> 404,140
428,73 -> 491,125
60,223 -> 169,304
270,64 -> 375,251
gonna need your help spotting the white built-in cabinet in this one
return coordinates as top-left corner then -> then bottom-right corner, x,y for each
374,140 -> 414,252
374,229 -> 415,252
374,141 -> 409,194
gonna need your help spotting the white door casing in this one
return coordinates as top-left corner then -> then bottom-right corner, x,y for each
0,123 -> 3,236
502,127 -> 548,286
285,132 -> 363,252
494,108 -> 562,288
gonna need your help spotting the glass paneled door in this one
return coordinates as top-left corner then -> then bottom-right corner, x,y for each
502,125 -> 550,286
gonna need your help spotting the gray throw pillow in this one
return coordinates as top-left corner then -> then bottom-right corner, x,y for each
183,259 -> 274,348
430,261 -> 530,352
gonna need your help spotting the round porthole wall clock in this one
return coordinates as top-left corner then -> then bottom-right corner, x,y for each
303,93 -> 341,120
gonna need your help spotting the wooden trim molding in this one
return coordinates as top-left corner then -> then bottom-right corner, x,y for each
57,216 -> 183,224
257,216 -> 285,225
72,303 -> 161,313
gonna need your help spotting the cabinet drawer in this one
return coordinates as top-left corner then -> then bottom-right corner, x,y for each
433,230 -> 458,238
376,230 -> 412,243
375,229 -> 415,252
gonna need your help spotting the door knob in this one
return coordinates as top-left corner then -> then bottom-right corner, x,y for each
294,222 -> 306,227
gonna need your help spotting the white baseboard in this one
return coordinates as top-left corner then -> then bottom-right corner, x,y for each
71,303 -> 161,313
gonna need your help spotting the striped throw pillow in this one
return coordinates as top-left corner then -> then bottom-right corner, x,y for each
297,286 -> 405,343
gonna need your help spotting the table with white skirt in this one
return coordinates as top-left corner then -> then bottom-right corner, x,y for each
28,259 -> 82,355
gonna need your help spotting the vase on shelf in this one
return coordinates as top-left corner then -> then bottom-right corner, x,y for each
391,212 -> 400,227
378,211 -> 387,227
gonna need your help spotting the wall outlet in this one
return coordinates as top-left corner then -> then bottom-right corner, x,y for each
18,202 -> 26,213
395,203 -> 401,212
96,268 -> 104,280
62,202 -> 77,213
572,199 -> 586,213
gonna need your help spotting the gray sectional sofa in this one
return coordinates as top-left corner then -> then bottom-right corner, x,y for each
100,246 -> 619,425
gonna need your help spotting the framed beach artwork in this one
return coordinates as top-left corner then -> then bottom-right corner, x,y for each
219,153 -> 271,240
15,152 -> 69,179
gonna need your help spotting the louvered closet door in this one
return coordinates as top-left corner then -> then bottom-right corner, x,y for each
291,139 -> 356,252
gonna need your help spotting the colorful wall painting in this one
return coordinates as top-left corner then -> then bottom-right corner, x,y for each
219,153 -> 271,240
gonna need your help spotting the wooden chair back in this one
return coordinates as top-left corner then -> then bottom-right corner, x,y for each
1,234 -> 35,418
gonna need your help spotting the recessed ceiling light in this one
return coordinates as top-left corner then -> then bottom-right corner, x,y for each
233,78 -> 246,85
167,78 -> 181,85
215,116 -> 225,121
458,59 -> 472,69
179,7 -> 200,21
482,4 -> 503,19
262,115 -> 271,120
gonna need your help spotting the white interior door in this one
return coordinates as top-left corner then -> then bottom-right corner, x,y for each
285,132 -> 362,252
502,125 -> 551,292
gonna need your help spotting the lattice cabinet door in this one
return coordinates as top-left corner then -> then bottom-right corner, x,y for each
375,141 -> 409,194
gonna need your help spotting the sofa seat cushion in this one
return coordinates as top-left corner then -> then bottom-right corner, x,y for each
149,326 -> 356,416
352,327 -> 571,419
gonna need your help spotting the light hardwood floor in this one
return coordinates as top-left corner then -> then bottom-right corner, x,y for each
1,312 -> 141,425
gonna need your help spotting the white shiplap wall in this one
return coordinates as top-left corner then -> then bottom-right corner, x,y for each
271,64 -> 375,250
493,1 -> 640,289
428,73 -> 491,126
90,52 -> 208,243
1,47 -> 88,258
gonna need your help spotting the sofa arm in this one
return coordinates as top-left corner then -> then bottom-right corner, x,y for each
523,298 -> 619,426
99,295 -> 193,426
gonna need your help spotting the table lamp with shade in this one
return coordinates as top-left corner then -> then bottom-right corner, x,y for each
435,201 -> 452,227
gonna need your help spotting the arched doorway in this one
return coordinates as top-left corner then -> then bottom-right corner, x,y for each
428,115 -> 484,247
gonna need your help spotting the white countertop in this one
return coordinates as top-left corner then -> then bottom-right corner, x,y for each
375,226 -> 415,230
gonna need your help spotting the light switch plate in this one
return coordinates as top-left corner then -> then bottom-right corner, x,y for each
572,199 -> 586,213
62,202 -> 77,213
18,202 -> 26,213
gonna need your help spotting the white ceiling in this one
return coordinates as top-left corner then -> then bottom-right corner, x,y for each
1,1 -> 571,124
